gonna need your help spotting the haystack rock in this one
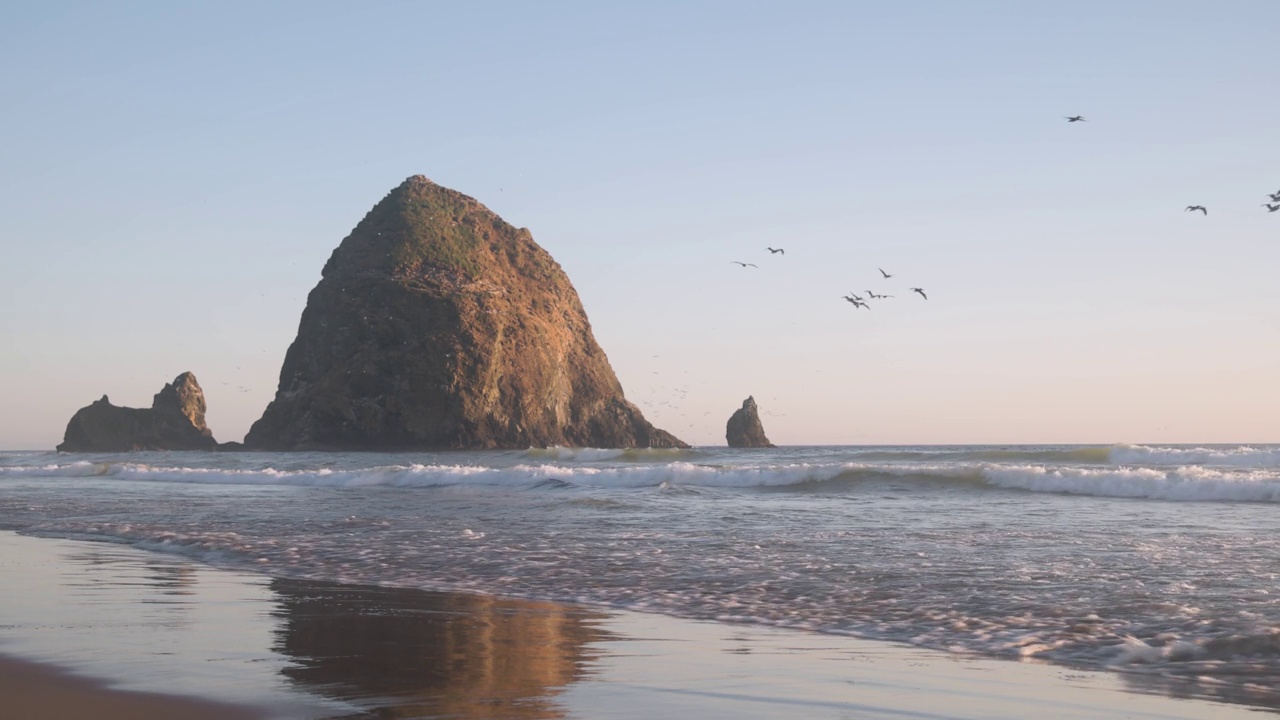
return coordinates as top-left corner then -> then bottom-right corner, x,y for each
725,396 -> 774,448
244,175 -> 687,450
57,372 -> 219,452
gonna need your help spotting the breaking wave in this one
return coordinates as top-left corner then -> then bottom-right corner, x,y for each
521,446 -> 700,462
5,458 -> 1280,502
1109,443 -> 1280,467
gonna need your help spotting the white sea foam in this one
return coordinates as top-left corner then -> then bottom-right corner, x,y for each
981,464 -> 1280,502
6,457 -> 1280,501
0,460 -> 862,488
1110,444 -> 1280,468
523,446 -> 627,461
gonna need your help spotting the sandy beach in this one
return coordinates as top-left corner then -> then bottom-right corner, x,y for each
0,530 -> 1268,719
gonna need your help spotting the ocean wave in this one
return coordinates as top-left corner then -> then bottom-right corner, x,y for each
981,464 -> 1280,502
851,444 -> 1280,467
0,460 -> 866,489
840,447 -> 1112,464
521,446 -> 699,462
6,457 -> 1280,502
1110,444 -> 1280,468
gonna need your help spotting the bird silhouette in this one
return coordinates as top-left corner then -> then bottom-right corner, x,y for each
1065,115 -> 1086,123
1268,192 -> 1280,202
731,261 -> 759,268
766,247 -> 785,255
1185,205 -> 1207,215
1265,204 -> 1280,213
845,292 -> 864,302
910,287 -> 928,300
879,268 -> 892,279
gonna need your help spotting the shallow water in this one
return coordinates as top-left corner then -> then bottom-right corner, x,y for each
2,444 -> 1278,703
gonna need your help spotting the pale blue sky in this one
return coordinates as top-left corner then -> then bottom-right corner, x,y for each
3,1 -> 1278,449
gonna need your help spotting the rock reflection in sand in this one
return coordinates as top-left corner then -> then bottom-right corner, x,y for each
269,579 -> 614,719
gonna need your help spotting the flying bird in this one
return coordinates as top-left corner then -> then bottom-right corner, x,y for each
1185,205 -> 1207,215
844,297 -> 870,310
879,268 -> 892,279
1268,192 -> 1280,202
910,287 -> 928,300
767,247 -> 785,255
1265,204 -> 1280,213
1065,116 -> 1086,123
731,261 -> 759,268
845,292 -> 864,301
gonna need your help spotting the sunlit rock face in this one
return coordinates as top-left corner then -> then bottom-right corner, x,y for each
245,176 -> 685,450
57,372 -> 218,452
726,396 -> 774,448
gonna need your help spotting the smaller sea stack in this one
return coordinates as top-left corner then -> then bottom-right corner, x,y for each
57,372 -> 219,452
726,396 -> 774,448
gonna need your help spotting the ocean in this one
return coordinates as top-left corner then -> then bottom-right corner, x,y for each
2,444 -> 1278,699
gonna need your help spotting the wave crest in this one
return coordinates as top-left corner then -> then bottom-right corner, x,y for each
1110,444 -> 1280,467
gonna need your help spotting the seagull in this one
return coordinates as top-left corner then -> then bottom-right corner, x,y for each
879,268 -> 892,279
731,261 -> 759,268
766,247 -> 785,255
844,298 -> 870,310
1268,192 -> 1280,202
1185,205 -> 1207,215
910,287 -> 928,300
1065,115 -> 1086,123
1265,204 -> 1280,213
845,292 -> 864,301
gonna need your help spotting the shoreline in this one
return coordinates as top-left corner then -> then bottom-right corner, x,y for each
0,655 -> 268,720
0,530 -> 1271,719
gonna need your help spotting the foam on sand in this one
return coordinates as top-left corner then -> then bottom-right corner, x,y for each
0,531 -> 1268,719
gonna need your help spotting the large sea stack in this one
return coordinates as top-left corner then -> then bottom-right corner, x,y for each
245,176 -> 686,450
57,372 -> 218,452
725,396 -> 775,448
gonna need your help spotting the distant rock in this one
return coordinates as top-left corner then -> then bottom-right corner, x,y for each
57,372 -> 219,452
245,175 -> 686,450
726,396 -> 774,448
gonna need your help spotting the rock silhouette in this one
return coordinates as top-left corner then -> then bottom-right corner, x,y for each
57,372 -> 218,451
725,396 -> 774,448
245,175 -> 686,450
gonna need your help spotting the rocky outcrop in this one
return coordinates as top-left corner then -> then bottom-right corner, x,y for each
245,175 -> 686,451
726,396 -> 774,448
57,372 -> 219,452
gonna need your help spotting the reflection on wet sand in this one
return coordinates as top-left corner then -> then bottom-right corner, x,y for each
2,533 -> 1274,720
269,579 -> 615,719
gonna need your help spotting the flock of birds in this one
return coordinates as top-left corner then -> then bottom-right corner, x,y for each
841,268 -> 926,310
728,114 -> 1279,314
732,223 -> 929,312
731,253 -> 928,312
1064,114 -> 1280,213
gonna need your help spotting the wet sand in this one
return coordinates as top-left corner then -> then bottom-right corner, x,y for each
0,656 -> 266,720
0,530 -> 1270,719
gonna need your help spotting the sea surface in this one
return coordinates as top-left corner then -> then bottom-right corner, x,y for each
2,444 -> 1279,701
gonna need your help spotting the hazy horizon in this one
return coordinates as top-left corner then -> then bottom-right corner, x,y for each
3,2 -> 1278,450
